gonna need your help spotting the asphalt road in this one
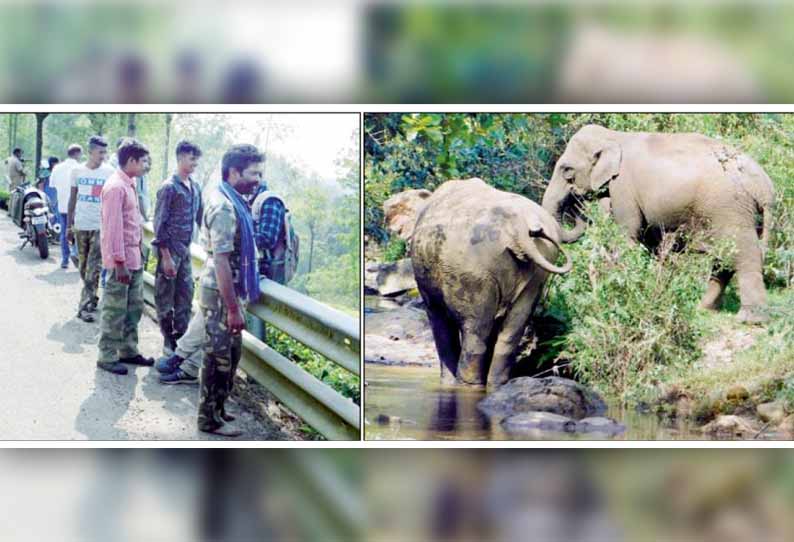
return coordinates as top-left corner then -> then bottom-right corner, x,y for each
0,211 -> 275,440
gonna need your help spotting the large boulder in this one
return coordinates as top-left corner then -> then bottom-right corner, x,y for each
700,415 -> 758,439
364,306 -> 437,366
478,377 -> 608,421
756,401 -> 786,425
364,258 -> 417,296
383,188 -> 432,241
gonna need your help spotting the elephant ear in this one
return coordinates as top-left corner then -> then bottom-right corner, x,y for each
383,188 -> 433,241
590,140 -> 622,193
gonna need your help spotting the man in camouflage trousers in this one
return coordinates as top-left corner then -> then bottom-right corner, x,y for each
152,140 -> 203,369
197,144 -> 264,437
96,139 -> 155,375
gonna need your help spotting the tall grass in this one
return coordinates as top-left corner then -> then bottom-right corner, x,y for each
545,205 -> 713,403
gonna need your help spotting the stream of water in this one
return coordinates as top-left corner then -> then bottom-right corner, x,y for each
365,364 -> 710,441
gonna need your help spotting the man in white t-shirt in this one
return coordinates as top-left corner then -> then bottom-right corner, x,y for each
67,136 -> 114,323
50,144 -> 83,269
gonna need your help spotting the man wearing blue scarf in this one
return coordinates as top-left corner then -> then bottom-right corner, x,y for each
197,144 -> 264,437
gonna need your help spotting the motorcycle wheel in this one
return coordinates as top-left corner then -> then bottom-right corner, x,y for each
37,234 -> 49,259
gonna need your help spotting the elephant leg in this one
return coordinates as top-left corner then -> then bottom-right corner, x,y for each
425,303 -> 462,385
609,191 -> 643,243
457,320 -> 495,386
699,268 -> 734,311
486,287 -> 538,389
733,229 -> 769,324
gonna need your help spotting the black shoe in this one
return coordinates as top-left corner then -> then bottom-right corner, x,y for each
77,310 -> 95,323
97,361 -> 128,375
60,262 -> 68,269
119,354 -> 154,366
159,369 -> 198,385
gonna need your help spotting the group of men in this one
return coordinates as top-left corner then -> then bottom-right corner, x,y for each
30,136 -> 291,438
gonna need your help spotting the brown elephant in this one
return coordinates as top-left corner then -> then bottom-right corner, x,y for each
542,124 -> 775,323
411,178 -> 572,388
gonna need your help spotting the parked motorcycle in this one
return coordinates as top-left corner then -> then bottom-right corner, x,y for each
9,182 -> 59,259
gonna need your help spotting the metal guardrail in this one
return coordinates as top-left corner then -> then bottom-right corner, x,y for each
140,221 -> 360,440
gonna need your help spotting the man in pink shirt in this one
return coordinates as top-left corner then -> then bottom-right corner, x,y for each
97,139 -> 155,375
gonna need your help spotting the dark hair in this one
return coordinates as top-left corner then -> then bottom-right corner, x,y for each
12,147 -> 22,156
118,138 -> 150,167
175,140 -> 202,159
221,144 -> 264,181
88,135 -> 108,150
67,144 -> 82,157
48,156 -> 59,168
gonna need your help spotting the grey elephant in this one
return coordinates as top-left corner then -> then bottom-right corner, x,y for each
542,124 -> 775,323
411,178 -> 572,388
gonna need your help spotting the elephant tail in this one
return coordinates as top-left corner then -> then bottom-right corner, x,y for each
515,225 -> 573,275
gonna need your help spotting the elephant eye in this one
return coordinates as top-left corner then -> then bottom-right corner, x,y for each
561,166 -> 575,181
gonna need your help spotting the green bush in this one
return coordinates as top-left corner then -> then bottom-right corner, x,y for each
265,326 -> 360,405
545,205 -> 712,403
383,237 -> 407,262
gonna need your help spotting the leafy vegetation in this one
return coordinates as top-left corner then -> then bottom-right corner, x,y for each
366,112 -> 794,405
543,205 -> 710,403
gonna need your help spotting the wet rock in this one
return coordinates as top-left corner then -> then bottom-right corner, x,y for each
374,414 -> 399,425
502,411 -> 577,433
364,258 -> 417,296
501,412 -> 625,436
756,401 -> 786,425
777,415 -> 794,436
373,414 -> 415,426
478,377 -> 608,421
701,415 -> 758,438
725,386 -> 750,403
365,306 -> 437,366
576,417 -> 626,436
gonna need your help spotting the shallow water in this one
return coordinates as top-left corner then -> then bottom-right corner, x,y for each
365,364 -> 710,441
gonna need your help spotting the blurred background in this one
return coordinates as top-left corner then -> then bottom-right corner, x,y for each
2,449 -> 793,541
0,1 -> 792,103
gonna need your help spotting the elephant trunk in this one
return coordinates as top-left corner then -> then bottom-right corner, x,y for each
520,228 -> 572,275
542,183 -> 586,243
560,213 -> 586,243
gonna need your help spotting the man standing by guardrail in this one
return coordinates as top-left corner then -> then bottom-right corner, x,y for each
96,139 -> 155,375
197,144 -> 264,437
152,140 -> 203,374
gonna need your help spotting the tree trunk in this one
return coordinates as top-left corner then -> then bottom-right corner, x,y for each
307,222 -> 315,273
162,113 -> 173,179
127,113 -> 137,137
9,114 -> 17,156
34,113 -> 49,179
